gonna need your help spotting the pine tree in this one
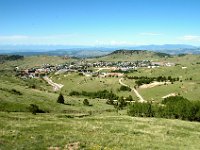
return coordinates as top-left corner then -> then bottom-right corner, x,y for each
57,93 -> 65,104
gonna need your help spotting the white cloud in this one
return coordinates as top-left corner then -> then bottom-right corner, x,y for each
181,35 -> 200,42
0,35 -> 29,40
94,40 -> 137,46
139,32 -> 162,36
0,34 -> 85,45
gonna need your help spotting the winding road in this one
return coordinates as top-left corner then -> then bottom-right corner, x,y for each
119,78 -> 146,103
43,76 -> 64,91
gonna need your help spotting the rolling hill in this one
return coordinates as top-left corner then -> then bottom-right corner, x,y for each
1,51 -> 200,149
95,49 -> 172,61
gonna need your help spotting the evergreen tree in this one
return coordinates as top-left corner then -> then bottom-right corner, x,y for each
57,93 -> 65,104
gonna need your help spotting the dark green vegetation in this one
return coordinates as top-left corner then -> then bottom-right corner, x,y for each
127,76 -> 179,86
69,90 -> 134,107
69,90 -> 118,100
83,99 -> 90,106
0,55 -> 24,63
1,50 -> 200,149
96,50 -> 172,62
57,93 -> 65,104
108,50 -> 171,58
119,85 -> 131,91
128,96 -> 200,121
28,104 -> 46,115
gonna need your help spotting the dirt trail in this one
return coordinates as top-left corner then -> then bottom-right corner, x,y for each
139,81 -> 171,89
119,78 -> 146,103
95,67 -> 112,73
162,93 -> 176,99
43,76 -> 64,91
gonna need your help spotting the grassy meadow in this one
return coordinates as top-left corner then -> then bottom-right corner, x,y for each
1,53 -> 200,149
1,112 -> 200,150
51,73 -> 138,99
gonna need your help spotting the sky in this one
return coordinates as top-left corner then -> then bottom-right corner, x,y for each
0,0 -> 200,46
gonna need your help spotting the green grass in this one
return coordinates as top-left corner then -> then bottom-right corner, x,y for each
0,72 -> 114,114
124,64 -> 200,102
1,54 -> 200,149
94,50 -> 167,62
0,55 -> 76,70
1,112 -> 200,149
51,73 -> 137,99
95,52 -> 200,65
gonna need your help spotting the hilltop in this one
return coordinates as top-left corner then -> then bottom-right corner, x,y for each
109,49 -> 171,57
95,49 -> 171,61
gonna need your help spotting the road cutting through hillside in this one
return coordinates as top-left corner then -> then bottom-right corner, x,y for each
119,78 -> 146,103
95,67 -> 112,73
43,76 -> 64,91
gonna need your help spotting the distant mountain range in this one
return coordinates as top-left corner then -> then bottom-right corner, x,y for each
0,44 -> 199,57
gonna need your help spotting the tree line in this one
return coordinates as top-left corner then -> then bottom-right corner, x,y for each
69,90 -> 133,105
69,90 -> 119,100
0,55 -> 24,63
127,76 -> 179,86
128,96 -> 200,122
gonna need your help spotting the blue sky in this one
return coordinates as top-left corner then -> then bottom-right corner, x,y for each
0,0 -> 200,46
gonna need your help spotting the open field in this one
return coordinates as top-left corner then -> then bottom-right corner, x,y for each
123,63 -> 200,102
51,73 -> 138,99
0,72 -> 114,114
1,53 -> 200,149
0,56 -> 76,70
1,112 -> 200,150
1,53 -> 200,104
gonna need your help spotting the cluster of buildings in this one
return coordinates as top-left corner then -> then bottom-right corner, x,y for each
16,60 -> 175,79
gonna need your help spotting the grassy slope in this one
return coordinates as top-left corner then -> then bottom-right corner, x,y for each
0,59 -> 114,114
89,51 -> 200,102
0,75 -> 114,114
48,52 -> 200,102
95,50 -> 200,63
51,73 -> 138,100
1,54 -> 200,149
1,112 -> 200,150
94,50 -> 167,62
0,55 -> 76,70
125,64 -> 200,102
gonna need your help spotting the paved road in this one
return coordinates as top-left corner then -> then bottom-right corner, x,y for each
43,76 -> 64,91
119,78 -> 146,103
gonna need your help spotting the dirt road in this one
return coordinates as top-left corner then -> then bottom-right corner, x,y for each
95,67 -> 112,73
119,78 -> 146,103
43,76 -> 64,91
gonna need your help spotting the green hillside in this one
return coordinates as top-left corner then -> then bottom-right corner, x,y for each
95,50 -> 171,61
1,52 -> 200,149
1,112 -> 200,149
0,55 -> 76,70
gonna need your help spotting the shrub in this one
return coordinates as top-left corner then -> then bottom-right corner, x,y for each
57,93 -> 65,104
69,91 -> 80,96
28,104 -> 45,115
83,99 -> 90,106
119,85 -> 131,91
117,96 -> 127,109
126,95 -> 133,101
11,89 -> 22,95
